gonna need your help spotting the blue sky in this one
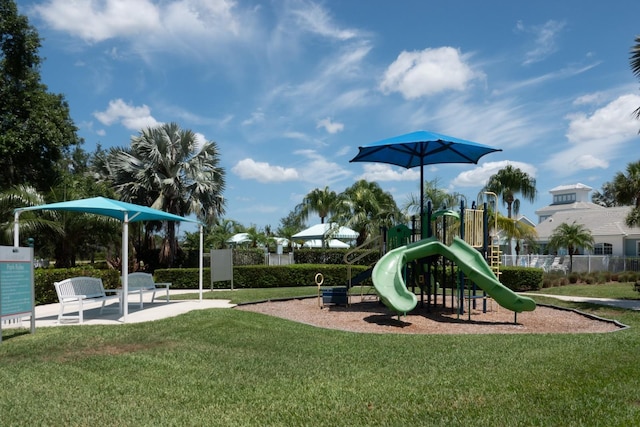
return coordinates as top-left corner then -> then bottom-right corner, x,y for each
18,0 -> 640,233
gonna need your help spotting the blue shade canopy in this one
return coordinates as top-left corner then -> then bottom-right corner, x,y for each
14,196 -> 199,224
350,130 -> 502,221
350,130 -> 501,168
13,197 -> 202,323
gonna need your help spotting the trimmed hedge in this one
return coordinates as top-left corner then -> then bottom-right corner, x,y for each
499,266 -> 543,292
293,249 -> 379,266
155,264 -> 373,289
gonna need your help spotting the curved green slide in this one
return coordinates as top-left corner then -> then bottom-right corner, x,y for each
372,236 -> 536,314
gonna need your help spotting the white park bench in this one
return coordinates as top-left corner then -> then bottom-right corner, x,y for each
126,272 -> 171,309
54,277 -> 120,323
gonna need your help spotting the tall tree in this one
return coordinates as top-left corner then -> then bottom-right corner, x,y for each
481,165 -> 537,219
591,181 -> 620,207
0,184 -> 61,246
0,0 -> 80,191
631,35 -> 640,126
403,177 -> 464,216
546,221 -> 594,273
295,186 -> 340,224
611,160 -> 640,227
98,123 -> 226,266
276,211 -> 306,250
338,180 -> 403,246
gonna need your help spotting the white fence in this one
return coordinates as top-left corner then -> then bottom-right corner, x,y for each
266,253 -> 294,266
501,254 -> 640,273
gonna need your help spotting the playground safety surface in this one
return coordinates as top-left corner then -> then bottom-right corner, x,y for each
236,295 -> 625,335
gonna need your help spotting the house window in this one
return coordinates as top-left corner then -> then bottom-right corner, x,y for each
552,193 -> 576,204
594,243 -> 612,255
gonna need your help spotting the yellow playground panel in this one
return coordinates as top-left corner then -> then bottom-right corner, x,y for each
463,208 -> 484,248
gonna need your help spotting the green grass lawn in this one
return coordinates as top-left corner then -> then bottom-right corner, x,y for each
2,286 -> 640,426
532,281 -> 640,300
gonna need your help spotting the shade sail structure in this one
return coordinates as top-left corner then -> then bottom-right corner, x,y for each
303,239 -> 350,249
14,197 -> 203,322
15,197 -> 197,223
350,130 -> 501,218
292,223 -> 358,240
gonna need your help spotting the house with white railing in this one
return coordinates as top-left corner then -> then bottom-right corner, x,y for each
533,183 -> 640,257
509,183 -> 640,273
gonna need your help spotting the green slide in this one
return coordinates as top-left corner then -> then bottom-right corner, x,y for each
372,237 -> 536,314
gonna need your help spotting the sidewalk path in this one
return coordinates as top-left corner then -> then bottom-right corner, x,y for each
2,289 -> 235,329
522,293 -> 640,311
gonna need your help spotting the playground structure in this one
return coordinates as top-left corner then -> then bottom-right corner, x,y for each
344,200 -> 536,322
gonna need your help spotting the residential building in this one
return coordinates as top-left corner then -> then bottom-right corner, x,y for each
534,183 -> 638,257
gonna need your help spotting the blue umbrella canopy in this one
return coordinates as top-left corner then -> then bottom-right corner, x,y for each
350,130 -> 502,220
350,130 -> 501,168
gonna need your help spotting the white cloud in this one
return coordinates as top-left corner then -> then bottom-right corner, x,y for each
295,149 -> 351,184
33,0 -> 162,43
283,131 -> 308,141
379,47 -> 479,99
32,0 -> 250,54
232,158 -> 299,183
317,117 -> 344,134
451,161 -> 537,188
242,110 -> 266,126
356,164 -> 419,182
565,94 -> 639,143
544,93 -> 640,175
93,99 -> 160,130
516,20 -> 566,65
289,1 -> 359,41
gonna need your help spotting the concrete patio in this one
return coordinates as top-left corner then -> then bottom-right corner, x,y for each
2,289 -> 235,329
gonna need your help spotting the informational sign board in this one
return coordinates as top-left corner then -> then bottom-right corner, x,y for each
210,249 -> 233,290
0,246 -> 35,342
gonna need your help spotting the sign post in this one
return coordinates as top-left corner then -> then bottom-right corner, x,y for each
0,246 -> 35,343
210,249 -> 233,291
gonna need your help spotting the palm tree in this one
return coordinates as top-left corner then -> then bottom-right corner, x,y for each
99,123 -> 226,266
481,165 -> 537,219
337,180 -> 403,246
611,160 -> 640,227
276,211 -> 306,250
403,177 -> 463,216
631,35 -> 640,124
591,181 -> 620,207
295,186 -> 340,224
495,213 -> 538,260
0,185 -> 61,245
546,221 -> 595,273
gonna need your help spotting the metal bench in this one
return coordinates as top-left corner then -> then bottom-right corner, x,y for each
126,272 -> 171,309
54,277 -> 119,323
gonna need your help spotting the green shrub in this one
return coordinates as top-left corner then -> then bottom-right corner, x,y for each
154,264 -> 372,290
498,266 -> 543,291
293,248 -> 379,265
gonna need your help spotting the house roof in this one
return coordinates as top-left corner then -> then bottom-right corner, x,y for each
535,206 -> 634,240
549,183 -> 592,193
535,201 -> 605,215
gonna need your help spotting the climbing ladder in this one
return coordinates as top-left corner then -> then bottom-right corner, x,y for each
488,243 -> 501,280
